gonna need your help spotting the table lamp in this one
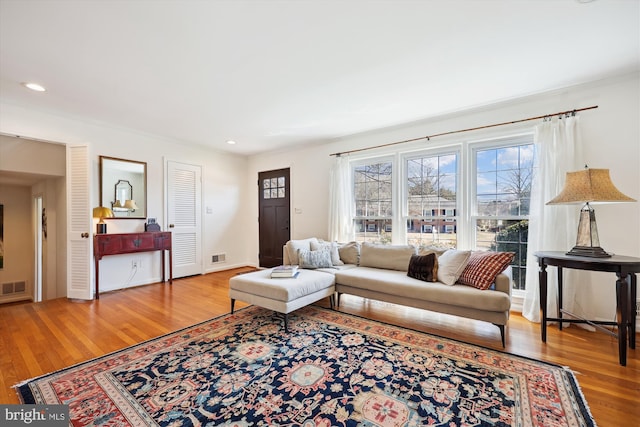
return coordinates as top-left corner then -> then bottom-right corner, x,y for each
123,200 -> 138,211
93,206 -> 114,234
547,167 -> 636,257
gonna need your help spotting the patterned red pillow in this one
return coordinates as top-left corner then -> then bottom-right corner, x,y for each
458,251 -> 515,290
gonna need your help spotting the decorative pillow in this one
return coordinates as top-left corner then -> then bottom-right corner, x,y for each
298,248 -> 333,269
286,238 -> 319,265
311,240 -> 344,266
458,251 -> 515,290
338,241 -> 360,265
436,249 -> 471,286
407,253 -> 438,282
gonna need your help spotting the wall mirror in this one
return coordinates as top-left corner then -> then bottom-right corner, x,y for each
99,156 -> 147,218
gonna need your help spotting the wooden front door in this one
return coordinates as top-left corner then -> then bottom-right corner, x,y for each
258,168 -> 290,268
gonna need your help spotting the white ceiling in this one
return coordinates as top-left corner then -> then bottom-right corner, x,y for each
0,0 -> 638,156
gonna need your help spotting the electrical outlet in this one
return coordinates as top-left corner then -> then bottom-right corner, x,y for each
636,301 -> 640,317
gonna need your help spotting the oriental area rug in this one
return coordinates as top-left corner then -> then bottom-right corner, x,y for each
16,305 -> 596,427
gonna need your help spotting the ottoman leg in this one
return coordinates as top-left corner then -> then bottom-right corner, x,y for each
230,299 -> 235,314
284,314 -> 289,333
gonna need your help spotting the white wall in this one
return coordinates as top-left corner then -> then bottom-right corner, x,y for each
0,103 -> 253,294
248,73 -> 640,321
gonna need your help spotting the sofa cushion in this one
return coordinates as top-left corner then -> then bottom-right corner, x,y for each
285,238 -> 319,265
338,241 -> 360,265
437,249 -> 471,285
298,248 -> 333,269
311,240 -> 344,266
458,251 -> 515,290
335,267 -> 510,312
359,242 -> 416,271
230,268 -> 334,302
407,253 -> 438,282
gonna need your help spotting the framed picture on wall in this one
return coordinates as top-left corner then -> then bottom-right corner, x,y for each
0,204 -> 4,269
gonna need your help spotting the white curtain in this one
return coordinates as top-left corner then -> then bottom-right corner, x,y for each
328,155 -> 354,243
522,115 -> 584,322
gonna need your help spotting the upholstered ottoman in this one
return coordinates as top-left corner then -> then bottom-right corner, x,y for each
229,268 -> 335,331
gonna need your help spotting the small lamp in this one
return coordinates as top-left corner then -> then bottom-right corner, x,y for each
123,200 -> 138,211
112,200 -> 124,209
92,206 -> 114,234
547,167 -> 636,257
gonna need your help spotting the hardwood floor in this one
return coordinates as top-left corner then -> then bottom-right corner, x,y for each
1,267 -> 638,425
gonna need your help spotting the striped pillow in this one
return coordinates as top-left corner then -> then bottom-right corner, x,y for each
458,251 -> 515,290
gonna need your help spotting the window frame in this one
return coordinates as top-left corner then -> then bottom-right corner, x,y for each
468,134 -> 535,297
351,155 -> 397,244
401,146 -> 462,249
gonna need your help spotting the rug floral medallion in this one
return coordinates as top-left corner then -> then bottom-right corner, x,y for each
17,305 -> 595,426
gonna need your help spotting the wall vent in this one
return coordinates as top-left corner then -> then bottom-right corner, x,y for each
211,253 -> 226,263
2,281 -> 26,295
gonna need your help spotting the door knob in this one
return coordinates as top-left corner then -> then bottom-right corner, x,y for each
169,224 -> 175,228
81,232 -> 89,238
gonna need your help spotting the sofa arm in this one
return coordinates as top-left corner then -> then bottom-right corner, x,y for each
283,245 -> 291,265
494,272 -> 512,297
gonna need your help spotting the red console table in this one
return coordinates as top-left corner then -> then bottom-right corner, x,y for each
94,231 -> 172,299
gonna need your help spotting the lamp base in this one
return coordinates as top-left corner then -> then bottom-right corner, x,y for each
96,223 -> 107,234
566,245 -> 612,258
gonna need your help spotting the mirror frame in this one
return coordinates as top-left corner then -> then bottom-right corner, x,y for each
99,155 -> 147,219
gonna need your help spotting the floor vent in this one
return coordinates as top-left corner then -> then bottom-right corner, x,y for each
211,253 -> 226,263
2,281 -> 26,295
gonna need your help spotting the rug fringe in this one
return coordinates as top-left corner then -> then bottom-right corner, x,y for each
562,366 -> 598,427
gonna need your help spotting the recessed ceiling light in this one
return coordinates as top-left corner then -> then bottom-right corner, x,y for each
22,82 -> 46,92
226,140 -> 237,145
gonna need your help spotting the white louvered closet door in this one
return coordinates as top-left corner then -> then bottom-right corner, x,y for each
67,145 -> 92,299
167,161 -> 202,278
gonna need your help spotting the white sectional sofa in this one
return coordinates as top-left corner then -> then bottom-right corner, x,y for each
230,237 -> 513,345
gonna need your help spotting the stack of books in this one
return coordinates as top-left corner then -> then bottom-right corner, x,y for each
270,265 -> 299,278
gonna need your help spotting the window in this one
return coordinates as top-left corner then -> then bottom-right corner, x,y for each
473,141 -> 534,290
353,160 -> 393,244
263,176 -> 286,199
405,153 -> 457,249
348,134 -> 533,292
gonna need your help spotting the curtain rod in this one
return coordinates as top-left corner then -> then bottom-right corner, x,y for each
330,105 -> 598,157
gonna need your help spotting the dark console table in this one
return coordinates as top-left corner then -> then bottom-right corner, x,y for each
534,251 -> 639,366
94,232 -> 172,299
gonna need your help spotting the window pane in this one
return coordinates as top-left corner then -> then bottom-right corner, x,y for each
354,219 -> 392,244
